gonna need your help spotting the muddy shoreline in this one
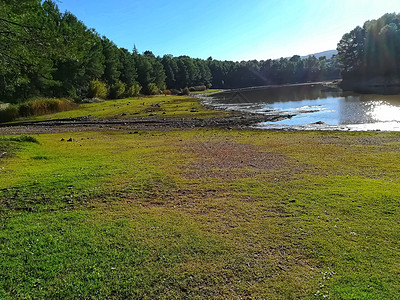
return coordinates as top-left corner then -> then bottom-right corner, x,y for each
0,111 -> 291,134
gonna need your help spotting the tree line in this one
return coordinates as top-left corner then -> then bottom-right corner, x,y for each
337,13 -> 400,84
1,0 -> 341,103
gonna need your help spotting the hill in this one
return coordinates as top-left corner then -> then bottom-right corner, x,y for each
301,49 -> 338,59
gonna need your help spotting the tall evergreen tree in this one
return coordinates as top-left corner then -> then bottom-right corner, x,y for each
101,37 -> 121,85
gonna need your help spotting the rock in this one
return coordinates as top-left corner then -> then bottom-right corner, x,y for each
67,138 -> 73,142
60,138 -> 65,141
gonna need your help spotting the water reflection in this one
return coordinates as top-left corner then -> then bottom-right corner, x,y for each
367,101 -> 400,122
211,84 -> 400,131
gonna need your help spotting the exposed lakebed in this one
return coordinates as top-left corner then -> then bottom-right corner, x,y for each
205,83 -> 400,131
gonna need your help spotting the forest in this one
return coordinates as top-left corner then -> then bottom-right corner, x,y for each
2,1 -> 399,103
337,12 -> 400,84
1,0 -> 340,103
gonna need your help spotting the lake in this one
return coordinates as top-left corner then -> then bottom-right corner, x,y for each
207,83 -> 400,131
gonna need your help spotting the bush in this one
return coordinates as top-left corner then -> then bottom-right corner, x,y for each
194,85 -> 207,91
163,90 -> 172,96
0,105 -> 19,123
170,89 -> 181,95
126,83 -> 142,97
109,80 -> 126,99
182,87 -> 190,95
189,86 -> 207,92
144,83 -> 160,95
87,80 -> 108,99
18,102 -> 34,117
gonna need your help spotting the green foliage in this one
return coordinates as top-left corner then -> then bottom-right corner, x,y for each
0,0 -> 341,103
87,80 -> 108,99
119,48 -> 137,87
144,83 -> 160,95
101,38 -> 121,85
0,1 -> 52,98
0,105 -> 19,123
337,13 -> 400,82
109,80 -> 126,99
126,83 -> 142,97
51,12 -> 106,100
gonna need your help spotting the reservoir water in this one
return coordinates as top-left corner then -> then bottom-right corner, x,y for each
208,83 -> 400,131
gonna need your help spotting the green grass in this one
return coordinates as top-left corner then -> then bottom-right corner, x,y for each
1,130 -> 400,298
10,95 -> 226,123
190,89 -> 220,95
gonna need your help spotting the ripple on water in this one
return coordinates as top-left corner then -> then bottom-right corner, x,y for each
209,84 -> 400,132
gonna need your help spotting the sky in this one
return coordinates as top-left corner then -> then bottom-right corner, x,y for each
56,0 -> 399,61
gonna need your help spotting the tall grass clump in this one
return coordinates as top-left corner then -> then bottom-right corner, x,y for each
7,135 -> 39,143
0,98 -> 77,123
0,105 -> 19,123
189,85 -> 207,92
18,98 -> 77,117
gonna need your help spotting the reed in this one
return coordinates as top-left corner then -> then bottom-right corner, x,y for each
0,98 -> 77,123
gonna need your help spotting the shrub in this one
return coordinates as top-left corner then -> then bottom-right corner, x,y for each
189,86 -> 207,92
170,89 -> 181,95
144,83 -> 160,95
126,83 -> 142,97
87,80 -> 108,99
182,87 -> 190,95
0,105 -> 19,123
163,90 -> 172,96
194,85 -> 207,91
109,80 -> 126,99
18,102 -> 34,117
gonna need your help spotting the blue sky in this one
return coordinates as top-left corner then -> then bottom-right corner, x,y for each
56,0 -> 398,61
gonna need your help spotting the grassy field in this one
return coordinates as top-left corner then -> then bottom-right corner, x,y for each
1,96 -> 400,299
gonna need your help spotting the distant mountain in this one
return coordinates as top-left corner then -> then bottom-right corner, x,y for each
301,50 -> 338,59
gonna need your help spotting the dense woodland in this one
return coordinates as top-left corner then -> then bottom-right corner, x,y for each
2,2 -> 398,103
0,0 -> 340,103
337,13 -> 400,83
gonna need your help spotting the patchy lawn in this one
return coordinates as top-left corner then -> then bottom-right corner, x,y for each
1,130 -> 400,299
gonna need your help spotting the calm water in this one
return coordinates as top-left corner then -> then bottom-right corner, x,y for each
209,84 -> 400,131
